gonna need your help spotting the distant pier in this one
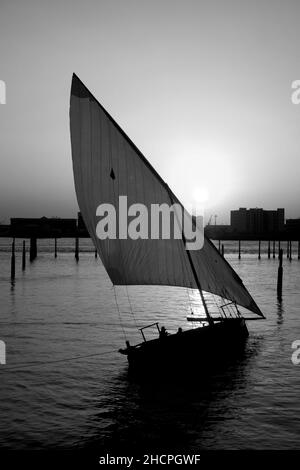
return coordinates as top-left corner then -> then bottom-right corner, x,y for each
1,216 -> 300,262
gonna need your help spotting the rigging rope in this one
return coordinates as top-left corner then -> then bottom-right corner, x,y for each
0,349 -> 117,372
186,288 -> 194,315
212,293 -> 223,317
113,286 -> 127,342
125,285 -> 138,330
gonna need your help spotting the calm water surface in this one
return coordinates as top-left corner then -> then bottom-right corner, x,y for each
0,239 -> 299,450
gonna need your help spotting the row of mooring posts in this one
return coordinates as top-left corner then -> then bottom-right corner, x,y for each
266,240 -> 276,259
218,239 -> 300,260
74,238 -> 97,261
285,239 -> 298,261
11,238 -> 34,281
29,237 -> 37,262
277,248 -> 283,301
75,237 -> 79,262
258,239 -> 278,260
217,239 -> 285,301
22,240 -> 26,271
217,239 -> 300,302
10,237 -> 100,281
10,239 -> 15,281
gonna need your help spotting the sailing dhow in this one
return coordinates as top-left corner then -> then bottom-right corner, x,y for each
70,73 -> 264,371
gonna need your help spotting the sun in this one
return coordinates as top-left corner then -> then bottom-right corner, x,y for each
192,187 -> 210,205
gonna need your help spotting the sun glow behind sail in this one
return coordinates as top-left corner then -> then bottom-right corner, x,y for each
70,74 -> 263,317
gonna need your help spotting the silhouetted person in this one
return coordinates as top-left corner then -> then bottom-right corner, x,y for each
159,326 -> 168,339
177,327 -> 183,334
119,340 -> 134,355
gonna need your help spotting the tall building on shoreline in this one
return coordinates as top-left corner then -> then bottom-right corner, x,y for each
230,208 -> 285,234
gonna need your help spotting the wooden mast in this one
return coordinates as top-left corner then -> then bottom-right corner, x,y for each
167,188 -> 214,327
185,243 -> 214,326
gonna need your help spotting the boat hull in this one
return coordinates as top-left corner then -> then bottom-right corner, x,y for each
125,318 -> 248,373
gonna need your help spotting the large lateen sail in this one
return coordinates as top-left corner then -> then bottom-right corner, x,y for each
70,74 -> 263,317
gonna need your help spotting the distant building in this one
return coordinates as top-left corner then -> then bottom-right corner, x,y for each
230,208 -> 248,232
77,212 -> 87,231
0,224 -> 10,235
205,224 -> 232,239
230,208 -> 285,234
10,217 -> 77,235
286,218 -> 300,235
286,218 -> 300,228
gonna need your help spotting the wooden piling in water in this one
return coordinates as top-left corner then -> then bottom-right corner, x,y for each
29,237 -> 37,262
298,240 -> 300,260
95,248 -> 97,259
258,240 -> 261,260
218,240 -> 221,252
287,241 -> 289,259
267,240 -> 270,259
54,238 -> 57,258
22,240 -> 26,271
75,237 -> 79,262
238,240 -> 241,259
277,249 -> 283,301
221,244 -> 224,257
278,240 -> 281,258
289,240 -> 292,261
273,240 -> 275,259
11,239 -> 15,281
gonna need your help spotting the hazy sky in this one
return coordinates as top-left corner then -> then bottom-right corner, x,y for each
1,0 -> 300,223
